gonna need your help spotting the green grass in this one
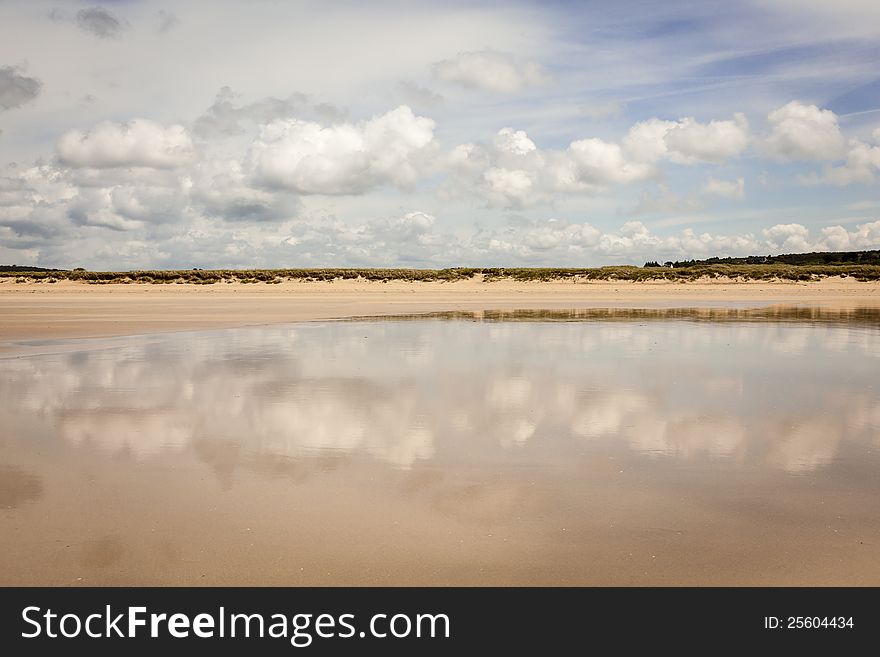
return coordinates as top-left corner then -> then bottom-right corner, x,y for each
2,263 -> 880,284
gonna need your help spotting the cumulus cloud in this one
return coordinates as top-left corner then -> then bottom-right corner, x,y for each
0,166 -> 78,248
0,66 -> 42,111
702,176 -> 745,199
0,164 -> 188,233
481,167 -> 536,208
75,7 -> 123,39
275,210 -> 446,267
446,126 -> 659,208
250,105 -> 436,194
492,127 -> 538,157
6,76 -> 880,269
815,220 -> 880,251
664,114 -> 750,163
431,50 -> 547,93
763,101 -> 847,161
817,140 -> 880,186
762,222 -> 811,252
761,220 -> 880,254
67,188 -> 148,231
189,158 -> 300,222
56,119 -> 196,169
567,138 -> 655,184
6,147 -> 880,268
623,113 -> 749,164
477,217 -> 601,259
474,217 -> 761,264
474,218 -> 880,264
446,115 -> 749,209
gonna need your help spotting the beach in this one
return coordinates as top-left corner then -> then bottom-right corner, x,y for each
2,276 -> 880,586
2,276 -> 878,345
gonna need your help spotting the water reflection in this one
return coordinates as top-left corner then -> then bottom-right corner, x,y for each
1,308 -> 878,478
351,306 -> 880,326
3,308 -> 880,586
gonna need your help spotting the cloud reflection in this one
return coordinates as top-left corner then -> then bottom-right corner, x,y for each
1,312 -> 878,477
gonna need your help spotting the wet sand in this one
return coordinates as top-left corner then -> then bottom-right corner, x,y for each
1,276 -> 878,345
2,315 -> 879,586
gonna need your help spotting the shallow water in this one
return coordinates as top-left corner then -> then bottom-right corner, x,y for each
1,307 -> 879,585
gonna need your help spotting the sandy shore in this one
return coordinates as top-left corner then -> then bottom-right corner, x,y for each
2,276 -> 880,586
1,276 -> 879,344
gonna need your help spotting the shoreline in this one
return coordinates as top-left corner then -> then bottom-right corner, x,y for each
1,276 -> 878,345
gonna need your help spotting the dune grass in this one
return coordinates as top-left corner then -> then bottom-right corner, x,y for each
2,263 -> 880,284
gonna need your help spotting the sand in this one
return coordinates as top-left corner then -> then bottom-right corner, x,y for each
2,276 -> 878,345
2,276 -> 880,586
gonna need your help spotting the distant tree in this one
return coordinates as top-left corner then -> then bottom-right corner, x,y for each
643,260 -> 661,267
668,249 -> 880,268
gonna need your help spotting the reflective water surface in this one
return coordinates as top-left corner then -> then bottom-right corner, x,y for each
2,307 -> 879,585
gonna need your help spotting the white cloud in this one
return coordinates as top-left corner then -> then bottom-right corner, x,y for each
482,168 -> 535,208
763,101 -> 847,161
446,126 -> 660,208
624,114 -> 749,164
6,149 -> 880,268
445,114 -> 751,209
67,188 -> 146,231
762,223 -> 812,252
816,221 -> 880,251
430,50 -> 547,93
250,106 -> 436,194
4,61 -> 879,269
474,218 -> 880,264
622,119 -> 677,163
702,176 -> 745,199
5,0 -> 880,271
479,218 -> 601,259
56,119 -> 196,169
493,127 -> 537,156
818,141 -> 880,186
664,114 -> 750,163
476,217 -> 765,264
567,138 -> 655,184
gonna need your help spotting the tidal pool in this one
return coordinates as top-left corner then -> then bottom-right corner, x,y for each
1,307 -> 879,585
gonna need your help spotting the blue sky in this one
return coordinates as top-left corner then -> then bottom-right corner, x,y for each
0,0 -> 878,268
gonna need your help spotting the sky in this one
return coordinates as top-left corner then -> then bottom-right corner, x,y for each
0,0 -> 879,269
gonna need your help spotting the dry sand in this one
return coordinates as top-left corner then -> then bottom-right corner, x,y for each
2,276 -> 878,345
